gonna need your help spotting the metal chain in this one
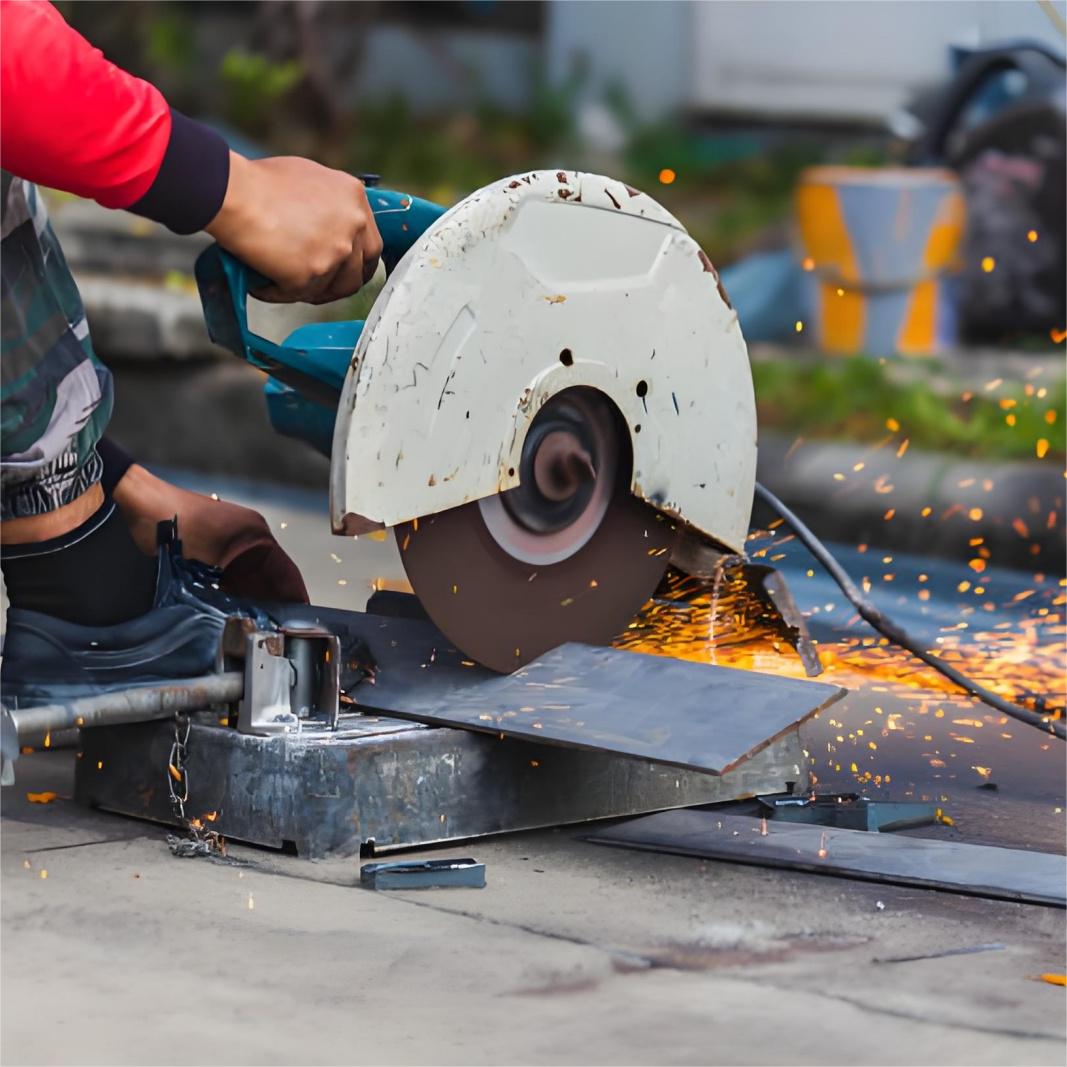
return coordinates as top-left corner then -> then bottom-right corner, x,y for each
167,714 -> 191,823
165,714 -> 226,859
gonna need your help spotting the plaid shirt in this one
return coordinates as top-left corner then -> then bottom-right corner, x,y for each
1,173 -> 111,519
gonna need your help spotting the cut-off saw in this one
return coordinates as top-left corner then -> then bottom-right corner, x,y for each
196,171 -> 769,674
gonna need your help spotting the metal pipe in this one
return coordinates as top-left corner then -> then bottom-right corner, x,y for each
7,672 -> 244,748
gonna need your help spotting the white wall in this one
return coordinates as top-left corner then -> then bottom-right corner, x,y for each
546,0 -> 692,119
546,0 -> 1066,122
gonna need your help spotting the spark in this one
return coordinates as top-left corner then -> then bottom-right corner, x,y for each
896,439 -> 909,458
1036,438 -> 1050,459
802,257 -> 815,271
968,508 -> 983,521
1051,328 -> 1067,344
1046,410 -> 1057,425
795,320 -> 805,333
980,256 -> 995,272
885,417 -> 900,432
1027,229 -> 1038,242
658,168 -> 676,185
983,379 -> 1003,392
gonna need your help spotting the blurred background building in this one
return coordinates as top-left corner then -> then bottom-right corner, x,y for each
46,1 -> 1065,561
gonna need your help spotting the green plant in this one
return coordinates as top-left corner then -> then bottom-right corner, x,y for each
752,357 -> 1065,460
219,49 -> 304,136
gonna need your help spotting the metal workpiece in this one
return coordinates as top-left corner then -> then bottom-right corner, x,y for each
361,858 -> 486,890
589,810 -> 1067,907
75,713 -> 809,859
255,605 -> 842,775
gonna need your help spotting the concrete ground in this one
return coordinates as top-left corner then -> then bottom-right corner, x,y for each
2,478 -> 1065,1066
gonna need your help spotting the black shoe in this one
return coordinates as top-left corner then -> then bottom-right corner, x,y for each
1,519 -> 375,707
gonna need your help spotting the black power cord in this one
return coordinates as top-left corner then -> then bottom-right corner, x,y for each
754,482 -> 1065,741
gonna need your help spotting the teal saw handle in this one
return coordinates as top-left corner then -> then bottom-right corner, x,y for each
194,187 -> 447,407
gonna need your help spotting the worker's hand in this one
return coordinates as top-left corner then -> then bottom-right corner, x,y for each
204,151 -> 383,305
112,464 -> 309,604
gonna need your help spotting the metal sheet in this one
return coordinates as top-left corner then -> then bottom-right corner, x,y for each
75,715 -> 808,859
588,810 -> 1066,907
269,605 -> 843,774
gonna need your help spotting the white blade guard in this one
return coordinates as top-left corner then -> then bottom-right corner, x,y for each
331,171 -> 756,556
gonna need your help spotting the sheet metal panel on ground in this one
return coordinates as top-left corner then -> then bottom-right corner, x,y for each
76,606 -> 839,858
588,810 -> 1067,907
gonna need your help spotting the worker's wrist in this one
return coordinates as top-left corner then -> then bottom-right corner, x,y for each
203,150 -> 249,245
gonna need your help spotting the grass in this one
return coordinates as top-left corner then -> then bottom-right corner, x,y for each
753,357 -> 1064,461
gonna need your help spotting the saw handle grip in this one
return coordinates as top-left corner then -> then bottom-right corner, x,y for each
194,187 -> 446,406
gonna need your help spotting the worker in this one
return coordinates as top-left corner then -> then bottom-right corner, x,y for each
0,0 -> 383,626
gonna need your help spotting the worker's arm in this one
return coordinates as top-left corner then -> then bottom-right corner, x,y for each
0,0 -> 381,302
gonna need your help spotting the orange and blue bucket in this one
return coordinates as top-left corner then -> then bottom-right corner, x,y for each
795,166 -> 966,356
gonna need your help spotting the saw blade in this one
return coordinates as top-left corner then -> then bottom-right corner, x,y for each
395,389 -> 680,672
395,490 -> 678,673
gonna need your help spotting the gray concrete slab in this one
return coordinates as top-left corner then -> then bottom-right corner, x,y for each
2,753 -> 1064,1066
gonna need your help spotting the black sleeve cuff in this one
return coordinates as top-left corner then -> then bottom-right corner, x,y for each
127,109 -> 231,235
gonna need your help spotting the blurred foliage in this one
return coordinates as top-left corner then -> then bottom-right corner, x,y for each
753,357 -> 1065,460
219,50 -> 305,137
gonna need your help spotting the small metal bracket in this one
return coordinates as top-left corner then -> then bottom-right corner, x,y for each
237,626 -> 340,737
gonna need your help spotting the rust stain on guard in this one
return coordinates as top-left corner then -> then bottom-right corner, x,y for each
336,511 -> 386,536
697,250 -> 733,310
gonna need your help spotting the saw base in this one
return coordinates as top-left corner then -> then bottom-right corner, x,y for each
74,713 -> 806,860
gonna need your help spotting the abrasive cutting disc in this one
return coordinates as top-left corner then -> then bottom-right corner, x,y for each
395,391 -> 679,673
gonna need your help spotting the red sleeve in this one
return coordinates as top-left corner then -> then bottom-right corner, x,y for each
0,0 -> 229,232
